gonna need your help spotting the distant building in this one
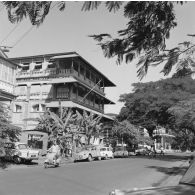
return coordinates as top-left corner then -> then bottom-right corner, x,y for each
139,126 -> 149,137
153,126 -> 175,151
9,52 -> 115,153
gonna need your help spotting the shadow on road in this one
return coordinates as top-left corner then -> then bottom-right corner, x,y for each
0,159 -> 38,169
129,153 -> 191,162
146,165 -> 188,176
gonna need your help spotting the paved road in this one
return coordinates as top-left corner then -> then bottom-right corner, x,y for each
0,157 -> 188,195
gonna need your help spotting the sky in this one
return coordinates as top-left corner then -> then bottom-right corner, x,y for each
0,2 -> 195,114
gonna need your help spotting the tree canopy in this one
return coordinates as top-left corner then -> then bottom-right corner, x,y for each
112,120 -> 152,148
118,76 -> 195,135
3,1 -> 195,79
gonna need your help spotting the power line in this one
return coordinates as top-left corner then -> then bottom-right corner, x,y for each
0,23 -> 20,45
11,26 -> 34,47
0,4 -> 4,12
10,1 -> 58,48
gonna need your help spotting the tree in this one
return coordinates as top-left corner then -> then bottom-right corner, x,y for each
3,1 -> 193,79
112,120 -> 152,148
36,108 -> 103,155
0,103 -> 21,145
118,76 -> 195,135
73,110 -> 103,145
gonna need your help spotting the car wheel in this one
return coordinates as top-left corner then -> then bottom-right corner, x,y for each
44,162 -> 48,169
88,154 -> 93,162
14,156 -> 22,164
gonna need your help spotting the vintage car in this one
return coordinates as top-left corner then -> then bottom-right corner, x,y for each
113,146 -> 129,158
135,145 -> 148,155
74,145 -> 101,162
100,146 -> 114,159
3,142 -> 40,164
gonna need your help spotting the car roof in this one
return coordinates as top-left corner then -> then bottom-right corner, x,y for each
15,142 -> 27,145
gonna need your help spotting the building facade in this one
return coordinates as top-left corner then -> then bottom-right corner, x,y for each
10,52 -> 115,153
153,126 -> 175,151
0,49 -> 18,111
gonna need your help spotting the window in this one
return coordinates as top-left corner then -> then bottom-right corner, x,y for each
56,87 -> 69,99
22,66 -> 29,71
86,70 -> 90,79
34,62 -> 42,70
15,105 -> 22,112
48,63 -> 55,69
32,104 -> 39,112
18,144 -> 28,149
73,63 -> 78,72
41,104 -> 46,112
80,66 -> 84,75
28,134 -> 43,149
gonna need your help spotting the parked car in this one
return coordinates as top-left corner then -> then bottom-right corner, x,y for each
3,142 -> 40,164
100,146 -> 114,159
74,145 -> 101,162
113,146 -> 129,158
135,145 -> 151,155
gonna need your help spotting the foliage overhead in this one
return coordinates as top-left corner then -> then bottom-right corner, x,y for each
3,1 -> 193,79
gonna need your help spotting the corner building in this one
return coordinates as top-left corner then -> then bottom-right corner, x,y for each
0,49 -> 18,115
10,52 -> 115,153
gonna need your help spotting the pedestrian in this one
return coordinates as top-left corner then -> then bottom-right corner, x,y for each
160,145 -> 164,155
151,144 -> 156,157
48,140 -> 61,160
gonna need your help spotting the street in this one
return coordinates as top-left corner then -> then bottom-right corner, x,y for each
0,156 -> 188,195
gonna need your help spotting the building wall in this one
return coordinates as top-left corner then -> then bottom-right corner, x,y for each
0,58 -> 16,94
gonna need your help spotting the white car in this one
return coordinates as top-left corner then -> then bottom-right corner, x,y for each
100,147 -> 114,159
3,142 -> 40,164
74,145 -> 101,162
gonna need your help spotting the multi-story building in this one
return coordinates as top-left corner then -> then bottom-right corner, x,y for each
0,49 -> 18,109
10,52 -> 115,152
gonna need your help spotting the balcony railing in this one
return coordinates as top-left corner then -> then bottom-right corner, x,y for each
16,68 -> 105,95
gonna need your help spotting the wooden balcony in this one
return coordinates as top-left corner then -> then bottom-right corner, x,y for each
47,94 -> 104,114
16,68 -> 105,95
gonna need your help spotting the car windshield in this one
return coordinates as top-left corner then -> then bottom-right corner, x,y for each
18,144 -> 28,149
100,148 -> 106,151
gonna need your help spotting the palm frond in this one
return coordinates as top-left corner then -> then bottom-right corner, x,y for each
81,1 -> 101,11
105,1 -> 123,12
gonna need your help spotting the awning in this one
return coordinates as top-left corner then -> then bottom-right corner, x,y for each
49,77 -> 77,84
50,54 -> 79,60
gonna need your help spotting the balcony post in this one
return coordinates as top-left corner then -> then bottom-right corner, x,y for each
71,58 -> 74,74
78,62 -> 80,76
